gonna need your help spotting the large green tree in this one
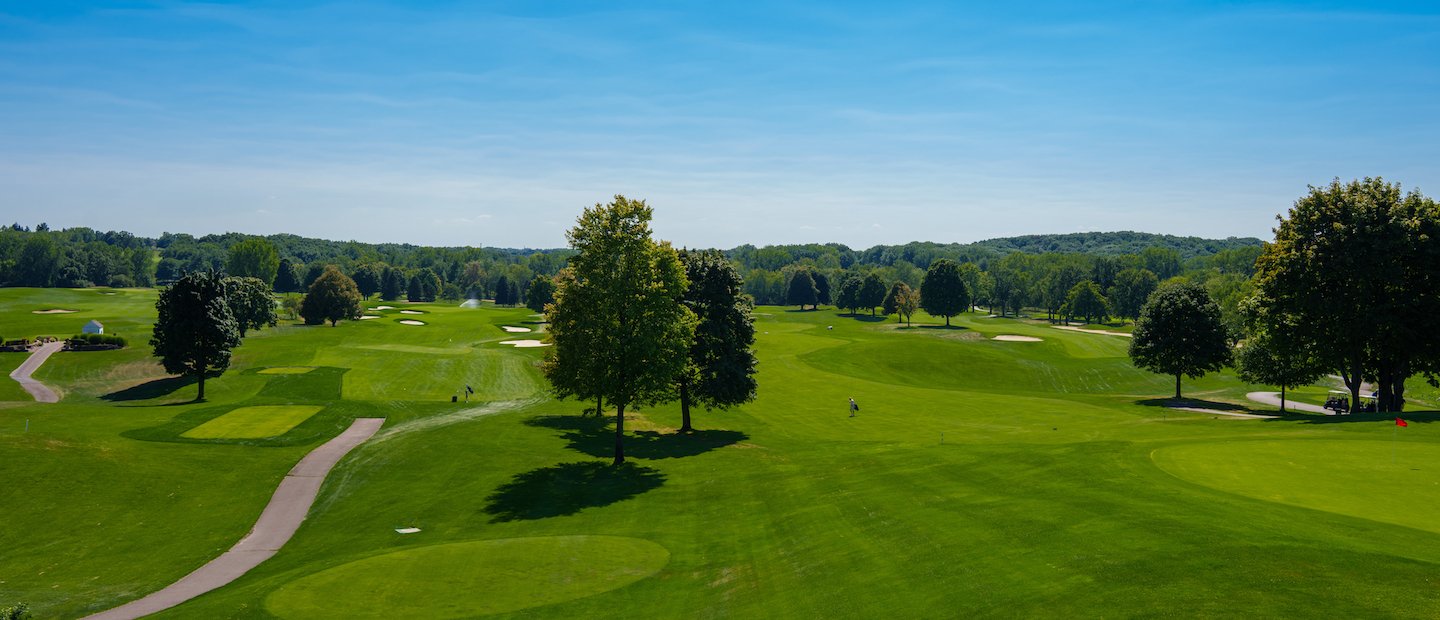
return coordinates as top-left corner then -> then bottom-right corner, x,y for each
1128,281 -> 1231,399
858,272 -> 887,316
1251,178 -> 1440,412
835,273 -> 861,315
920,259 -> 969,326
786,269 -> 818,310
892,282 -> 919,326
1109,267 -> 1159,322
226,238 -> 280,288
525,275 -> 556,314
543,196 -> 697,465
274,258 -> 304,293
300,265 -> 363,326
676,249 -> 758,433
222,276 -> 277,337
150,270 -> 241,401
1235,329 -> 1326,413
352,263 -> 383,299
1063,280 -> 1109,324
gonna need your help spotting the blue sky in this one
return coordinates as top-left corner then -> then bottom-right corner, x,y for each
1,1 -> 1437,248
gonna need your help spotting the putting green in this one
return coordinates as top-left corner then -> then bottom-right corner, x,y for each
265,536 -> 669,618
258,367 -> 316,375
181,405 -> 326,439
1153,439 -> 1440,533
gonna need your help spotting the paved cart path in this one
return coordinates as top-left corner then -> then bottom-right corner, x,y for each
9,341 -> 64,402
1246,391 -> 1332,415
85,417 -> 386,620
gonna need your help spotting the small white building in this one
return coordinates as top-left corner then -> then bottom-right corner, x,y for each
82,320 -> 104,335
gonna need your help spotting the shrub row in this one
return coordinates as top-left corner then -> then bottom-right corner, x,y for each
67,333 -> 127,348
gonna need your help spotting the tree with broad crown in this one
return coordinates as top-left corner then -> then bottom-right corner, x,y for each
883,281 -> 905,320
813,271 -> 832,307
151,270 -> 241,401
300,265 -> 363,326
786,269 -> 818,310
226,238 -> 280,288
835,273 -> 861,315
222,276 -> 277,337
274,258 -> 304,293
542,196 -> 697,465
1128,281 -> 1231,399
858,272 -> 887,316
525,275 -> 556,314
675,249 -> 758,433
1109,267 -> 1158,322
957,262 -> 985,312
1234,329 -> 1325,413
1063,280 -> 1110,324
893,282 -> 919,326
1250,178 -> 1440,413
920,259 -> 969,326
352,263 -> 383,299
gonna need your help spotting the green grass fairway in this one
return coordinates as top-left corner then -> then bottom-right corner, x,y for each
6,289 -> 1440,618
1154,438 -> 1440,534
264,536 -> 669,618
258,367 -> 316,375
182,405 -> 327,439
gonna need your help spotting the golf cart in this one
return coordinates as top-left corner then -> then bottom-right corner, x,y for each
1323,390 -> 1377,414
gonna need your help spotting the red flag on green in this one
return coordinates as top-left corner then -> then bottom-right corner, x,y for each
1396,417 -> 1408,427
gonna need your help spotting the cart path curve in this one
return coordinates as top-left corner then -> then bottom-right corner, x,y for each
1245,391 -> 1332,415
85,417 -> 386,620
9,341 -> 64,403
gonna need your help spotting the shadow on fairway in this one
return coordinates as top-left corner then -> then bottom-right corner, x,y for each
526,415 -> 748,460
483,461 -> 665,522
1266,409 -> 1440,425
918,324 -> 969,331
847,315 -> 888,323
101,375 -> 195,402
1135,398 -> 1258,413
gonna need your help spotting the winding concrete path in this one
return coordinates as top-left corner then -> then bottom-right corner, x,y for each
86,417 -> 386,620
8,341 -> 64,403
1246,391 -> 1332,415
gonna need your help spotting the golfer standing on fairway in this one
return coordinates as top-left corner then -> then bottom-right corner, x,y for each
849,397 -> 859,417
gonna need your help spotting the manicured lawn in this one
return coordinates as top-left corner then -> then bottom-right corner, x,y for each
4,290 -> 1440,618
181,405 -> 327,439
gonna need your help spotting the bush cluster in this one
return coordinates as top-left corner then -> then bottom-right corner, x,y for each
67,333 -> 127,348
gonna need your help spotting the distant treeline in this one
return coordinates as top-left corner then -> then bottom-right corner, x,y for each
0,223 -> 1262,318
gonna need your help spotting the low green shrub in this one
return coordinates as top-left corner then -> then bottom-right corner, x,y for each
67,333 -> 127,348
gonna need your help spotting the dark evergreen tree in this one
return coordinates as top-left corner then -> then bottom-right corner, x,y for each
274,258 -> 304,293
380,266 -> 404,301
525,275 -> 556,314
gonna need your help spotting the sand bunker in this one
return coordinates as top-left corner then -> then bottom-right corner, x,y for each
371,305 -> 395,310
399,320 -> 426,326
1053,325 -> 1133,338
32,309 -> 78,314
98,291 -> 117,295
501,326 -> 532,333
359,315 -> 381,320
992,335 -> 1042,342
395,527 -> 422,534
400,310 -> 424,315
500,339 -> 550,348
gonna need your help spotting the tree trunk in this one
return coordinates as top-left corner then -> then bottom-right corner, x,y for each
613,401 -> 626,466
1174,374 -> 1181,400
197,370 -> 206,401
1378,364 -> 1394,413
595,394 -> 603,417
679,380 -> 693,433
1280,385 -> 1287,413
1340,362 -> 1363,415
945,315 -> 950,327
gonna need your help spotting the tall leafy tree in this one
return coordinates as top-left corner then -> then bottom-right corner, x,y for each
525,275 -> 556,314
1063,280 -> 1109,324
895,282 -> 920,326
786,269 -> 818,310
676,249 -> 758,433
1109,268 -> 1158,322
300,265 -> 363,326
858,272 -> 887,316
836,273 -> 862,315
1128,281 -> 1231,399
352,263 -> 383,299
813,271 -> 832,307
1235,329 -> 1325,413
15,234 -> 60,287
222,276 -> 277,337
957,262 -> 985,312
920,259 -> 969,326
226,238 -> 280,288
495,274 -> 514,305
274,258 -> 304,293
150,270 -> 241,401
883,281 -> 905,320
543,196 -> 697,465
1251,178 -> 1440,412
380,266 -> 405,301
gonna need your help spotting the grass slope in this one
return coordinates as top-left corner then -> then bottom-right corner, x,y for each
3,291 -> 1440,618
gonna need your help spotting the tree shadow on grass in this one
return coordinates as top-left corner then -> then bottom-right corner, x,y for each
917,324 -> 969,331
849,315 -> 888,323
526,414 -> 748,460
101,375 -> 195,402
483,461 -> 665,522
1262,409 -> 1440,425
1135,397 -> 1258,413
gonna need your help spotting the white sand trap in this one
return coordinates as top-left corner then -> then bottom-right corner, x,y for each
395,527 -> 422,534
399,320 -> 426,326
32,309 -> 78,314
400,310 -> 424,315
993,335 -> 1042,342
1053,325 -> 1133,338
98,291 -> 117,295
501,326 -> 532,333
460,299 -> 481,308
500,339 -> 550,348
371,305 -> 395,310
359,315 -> 381,320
